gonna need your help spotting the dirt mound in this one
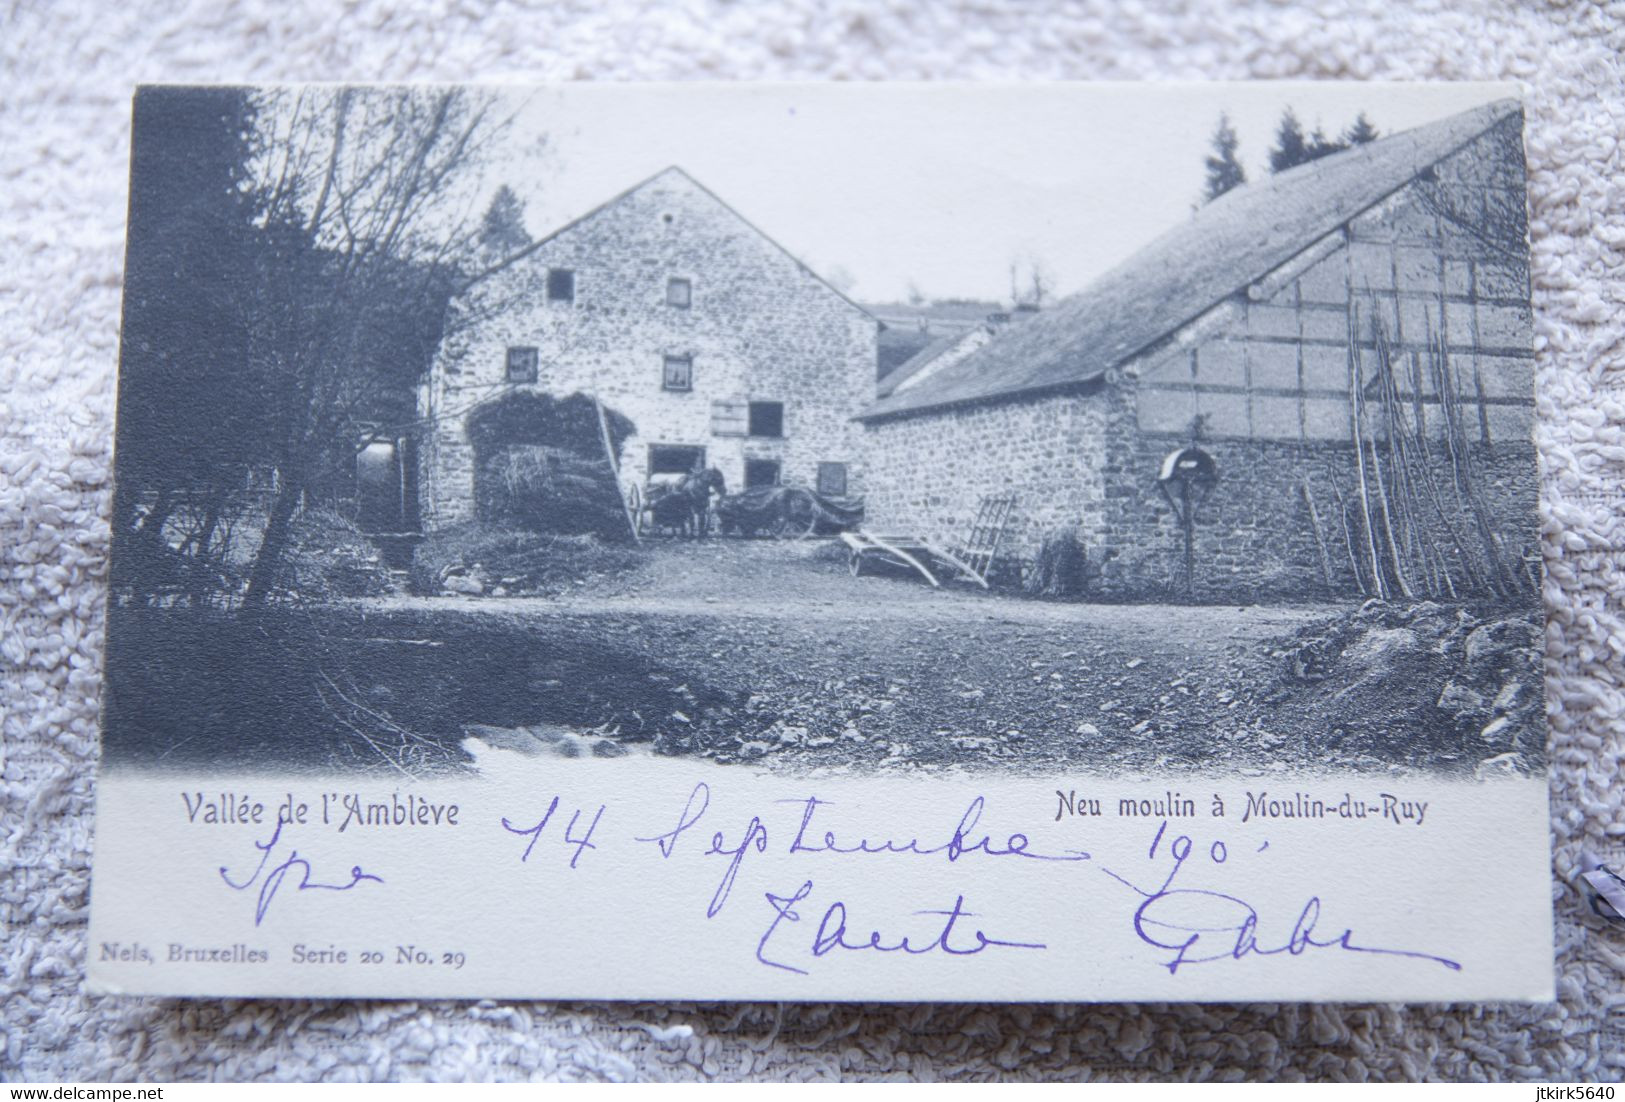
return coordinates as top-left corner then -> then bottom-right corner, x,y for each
411,525 -> 642,597
1261,600 -> 1545,775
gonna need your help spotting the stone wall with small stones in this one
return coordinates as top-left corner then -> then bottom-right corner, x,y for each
419,169 -> 877,527
1096,385 -> 1539,602
859,386 -> 1110,572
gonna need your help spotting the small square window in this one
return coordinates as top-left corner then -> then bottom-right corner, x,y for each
650,445 -> 704,475
662,355 -> 693,391
748,401 -> 784,438
667,277 -> 692,309
816,462 -> 848,497
506,346 -> 538,383
547,268 -> 575,303
745,460 -> 781,488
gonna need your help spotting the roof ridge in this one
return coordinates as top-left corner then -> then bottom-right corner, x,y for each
861,97 -> 1523,421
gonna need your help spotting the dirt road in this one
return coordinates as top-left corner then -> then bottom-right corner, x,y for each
112,539 -> 1533,776
355,540 -> 1346,775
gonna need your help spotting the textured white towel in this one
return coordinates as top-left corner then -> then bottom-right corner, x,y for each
3,0 -> 1623,1082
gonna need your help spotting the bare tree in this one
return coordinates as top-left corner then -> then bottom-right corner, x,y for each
1009,253 -> 1055,308
239,87 -> 532,610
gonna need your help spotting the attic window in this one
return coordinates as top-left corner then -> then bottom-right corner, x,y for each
666,277 -> 692,309
506,346 -> 538,384
547,268 -> 575,303
662,354 -> 693,392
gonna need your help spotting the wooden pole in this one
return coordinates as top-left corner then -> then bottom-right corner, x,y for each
1300,480 -> 1336,593
1347,306 -> 1387,599
595,397 -> 641,545
1182,480 -> 1195,600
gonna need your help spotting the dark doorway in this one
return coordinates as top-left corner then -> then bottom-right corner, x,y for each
745,459 -> 781,488
356,436 -> 419,533
650,445 -> 706,475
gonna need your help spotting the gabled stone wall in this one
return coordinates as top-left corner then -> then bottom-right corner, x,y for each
419,169 -> 877,527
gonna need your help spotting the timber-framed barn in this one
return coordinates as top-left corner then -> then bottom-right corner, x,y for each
857,99 -> 1537,603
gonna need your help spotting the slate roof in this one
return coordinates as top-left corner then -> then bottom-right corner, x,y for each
858,99 -> 1522,421
875,329 -> 977,398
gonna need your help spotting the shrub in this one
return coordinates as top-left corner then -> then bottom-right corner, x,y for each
282,508 -> 394,599
1025,525 -> 1091,599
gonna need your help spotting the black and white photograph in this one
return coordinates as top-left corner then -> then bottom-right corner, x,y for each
75,81 -> 1561,1008
104,82 -> 1543,783
11,0 -> 1619,1074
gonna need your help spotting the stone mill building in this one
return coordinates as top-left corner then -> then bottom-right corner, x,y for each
857,99 -> 1537,602
414,166 -> 878,529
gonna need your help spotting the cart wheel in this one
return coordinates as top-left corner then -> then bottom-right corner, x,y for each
773,513 -> 818,540
771,490 -> 819,540
849,550 -> 865,577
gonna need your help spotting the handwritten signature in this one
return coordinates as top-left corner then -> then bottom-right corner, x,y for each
754,880 -> 1046,975
219,817 -> 382,926
1102,821 -> 1462,975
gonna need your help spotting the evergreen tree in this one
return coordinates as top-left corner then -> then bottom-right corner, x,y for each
1307,125 -> 1348,162
1345,112 -> 1380,145
479,185 -> 532,254
1268,108 -> 1310,173
1203,112 -> 1247,202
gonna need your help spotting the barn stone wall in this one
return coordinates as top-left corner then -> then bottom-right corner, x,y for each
1094,392 -> 1539,602
419,169 -> 877,527
1111,114 -> 1537,602
858,114 -> 1538,604
859,387 -> 1109,567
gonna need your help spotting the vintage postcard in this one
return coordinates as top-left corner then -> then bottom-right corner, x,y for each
89,82 -> 1552,1001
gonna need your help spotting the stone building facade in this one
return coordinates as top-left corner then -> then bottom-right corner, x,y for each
859,100 -> 1537,602
417,167 -> 878,528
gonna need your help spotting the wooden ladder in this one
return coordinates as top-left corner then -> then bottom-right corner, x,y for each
955,492 -> 1017,583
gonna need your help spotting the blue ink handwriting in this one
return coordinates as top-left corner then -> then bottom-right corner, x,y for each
218,817 -> 382,927
502,796 -> 606,869
1103,821 -> 1462,975
755,878 -> 1046,975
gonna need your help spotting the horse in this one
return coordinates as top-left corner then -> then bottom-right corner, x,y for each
649,466 -> 726,538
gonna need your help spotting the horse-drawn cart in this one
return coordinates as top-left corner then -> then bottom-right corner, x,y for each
839,493 -> 1016,589
717,485 -> 865,539
625,469 -> 726,538
625,475 -> 865,540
